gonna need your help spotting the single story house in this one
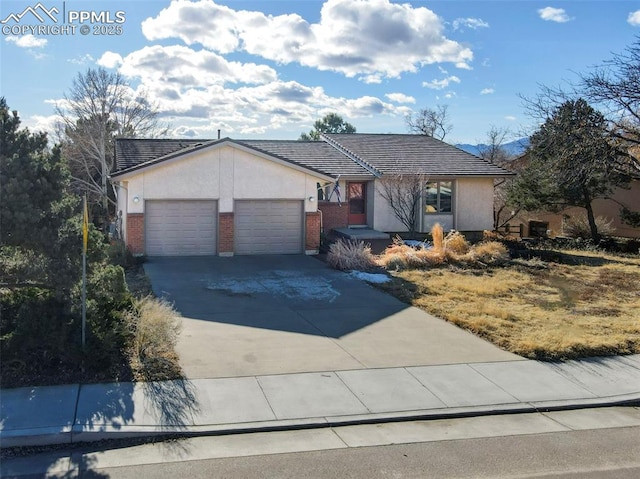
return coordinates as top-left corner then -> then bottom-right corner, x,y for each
111,133 -> 511,256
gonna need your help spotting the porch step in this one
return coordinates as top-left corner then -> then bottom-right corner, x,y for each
332,227 -> 391,240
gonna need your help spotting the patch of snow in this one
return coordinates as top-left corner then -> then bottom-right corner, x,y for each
349,271 -> 391,283
206,271 -> 341,302
403,240 -> 432,249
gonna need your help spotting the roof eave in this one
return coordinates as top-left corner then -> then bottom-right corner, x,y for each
111,138 -> 336,182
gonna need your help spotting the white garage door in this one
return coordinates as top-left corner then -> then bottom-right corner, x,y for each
235,200 -> 303,255
145,200 -> 217,256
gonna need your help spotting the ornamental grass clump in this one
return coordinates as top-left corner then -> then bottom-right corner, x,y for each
125,296 -> 183,381
431,223 -> 444,252
327,239 -> 377,271
467,241 -> 510,264
377,224 -> 510,270
444,230 -> 470,255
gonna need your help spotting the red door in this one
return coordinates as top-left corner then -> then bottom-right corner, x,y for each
347,182 -> 367,225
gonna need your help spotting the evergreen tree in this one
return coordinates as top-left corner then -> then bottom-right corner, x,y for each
299,113 -> 356,140
510,99 -> 628,241
1,97 -> 75,251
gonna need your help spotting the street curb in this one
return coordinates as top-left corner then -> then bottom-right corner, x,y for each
3,393 -> 639,449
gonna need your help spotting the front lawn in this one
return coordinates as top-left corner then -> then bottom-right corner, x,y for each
376,250 -> 640,360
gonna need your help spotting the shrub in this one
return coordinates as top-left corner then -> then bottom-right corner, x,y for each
564,214 -> 614,239
81,264 -> 134,373
107,240 -> 141,269
467,241 -> 510,264
327,239 -> 377,271
444,230 -> 470,255
0,287 -> 78,386
431,223 -> 444,251
377,242 -> 446,270
125,296 -> 183,381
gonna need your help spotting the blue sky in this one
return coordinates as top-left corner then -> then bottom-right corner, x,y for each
1,0 -> 640,144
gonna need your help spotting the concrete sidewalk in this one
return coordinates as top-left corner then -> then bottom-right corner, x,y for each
2,355 -> 640,449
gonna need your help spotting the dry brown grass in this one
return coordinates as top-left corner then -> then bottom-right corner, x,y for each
377,252 -> 640,360
432,223 -> 444,250
377,225 -> 507,270
125,296 -> 184,381
327,239 -> 377,271
444,230 -> 470,255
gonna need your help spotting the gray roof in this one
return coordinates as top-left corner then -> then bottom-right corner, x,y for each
324,133 -> 511,177
237,140 -> 371,178
113,134 -> 511,179
115,138 -> 206,171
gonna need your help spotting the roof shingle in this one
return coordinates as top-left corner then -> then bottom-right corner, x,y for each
324,133 -> 511,177
113,134 -> 512,178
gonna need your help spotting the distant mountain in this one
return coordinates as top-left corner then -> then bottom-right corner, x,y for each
456,138 -> 529,157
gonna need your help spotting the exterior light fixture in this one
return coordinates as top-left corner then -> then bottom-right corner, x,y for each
308,196 -> 315,202
133,195 -> 140,203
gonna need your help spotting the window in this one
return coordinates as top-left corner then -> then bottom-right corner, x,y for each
424,181 -> 453,214
317,182 -> 324,201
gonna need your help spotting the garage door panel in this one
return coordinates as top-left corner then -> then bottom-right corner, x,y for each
146,200 -> 217,256
235,200 -> 303,255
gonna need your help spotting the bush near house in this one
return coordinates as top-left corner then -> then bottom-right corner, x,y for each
327,239 -> 377,271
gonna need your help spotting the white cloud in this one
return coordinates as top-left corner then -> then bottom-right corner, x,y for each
23,114 -> 58,138
628,10 -> 640,26
480,88 -> 494,95
106,41 -> 407,135
141,0 -> 474,80
505,115 -> 517,121
538,7 -> 572,23
385,93 -> 416,104
422,75 -> 461,90
97,51 -> 123,69
114,45 -> 277,87
68,54 -> 95,65
453,18 -> 489,30
5,34 -> 47,48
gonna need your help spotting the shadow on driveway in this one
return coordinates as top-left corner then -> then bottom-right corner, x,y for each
144,255 -> 520,378
143,255 -> 404,338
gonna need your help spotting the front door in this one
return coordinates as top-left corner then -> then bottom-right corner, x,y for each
347,182 -> 367,225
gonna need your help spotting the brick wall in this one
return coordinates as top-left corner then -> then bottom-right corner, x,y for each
219,212 -> 234,254
318,201 -> 348,233
126,213 -> 144,255
305,211 -> 321,252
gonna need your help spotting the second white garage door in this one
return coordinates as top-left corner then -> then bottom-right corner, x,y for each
235,200 -> 303,254
145,200 -> 217,256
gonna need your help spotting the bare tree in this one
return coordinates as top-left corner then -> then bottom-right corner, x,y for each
405,105 -> 452,140
579,39 -> 640,177
56,67 -> 167,224
478,126 -> 513,165
377,171 -> 428,238
475,126 -> 521,230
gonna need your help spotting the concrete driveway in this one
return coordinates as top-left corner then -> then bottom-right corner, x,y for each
144,255 -> 519,379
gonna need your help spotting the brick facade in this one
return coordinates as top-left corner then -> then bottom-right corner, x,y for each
305,211 -> 321,252
317,201 -> 349,233
218,212 -> 234,255
126,213 -> 145,255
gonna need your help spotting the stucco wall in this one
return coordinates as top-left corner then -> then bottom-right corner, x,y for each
455,177 -> 495,231
119,143 -> 324,215
372,181 -> 409,232
372,177 -> 495,233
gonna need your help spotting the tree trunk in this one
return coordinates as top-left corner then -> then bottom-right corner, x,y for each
584,201 -> 600,243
